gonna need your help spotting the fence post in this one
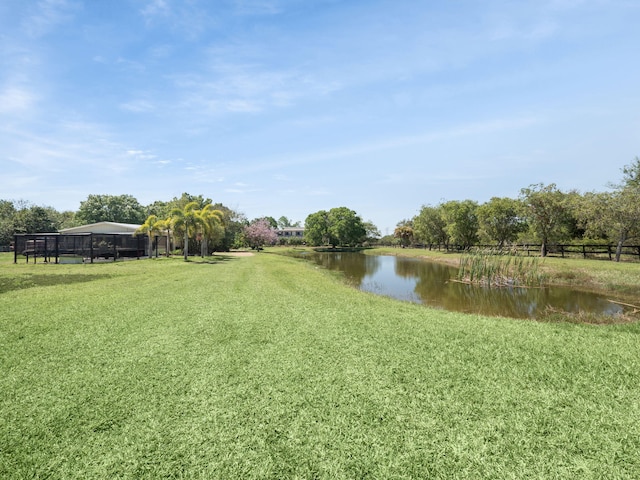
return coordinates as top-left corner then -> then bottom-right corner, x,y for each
582,244 -> 586,259
607,245 -> 612,261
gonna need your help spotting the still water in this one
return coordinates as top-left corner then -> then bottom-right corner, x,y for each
292,252 -> 624,319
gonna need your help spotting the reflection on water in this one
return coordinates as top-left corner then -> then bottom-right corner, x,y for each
291,252 -> 624,319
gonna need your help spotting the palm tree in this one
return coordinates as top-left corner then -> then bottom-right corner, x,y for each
170,201 -> 205,261
394,225 -> 414,248
135,214 -> 163,257
198,204 -> 225,257
154,218 -> 172,256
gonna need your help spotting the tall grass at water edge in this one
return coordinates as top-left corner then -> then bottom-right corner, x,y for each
457,249 -> 547,287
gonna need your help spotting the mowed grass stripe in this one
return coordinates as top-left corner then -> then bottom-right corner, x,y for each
1,253 -> 639,478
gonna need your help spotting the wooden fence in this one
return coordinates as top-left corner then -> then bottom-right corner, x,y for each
410,243 -> 640,261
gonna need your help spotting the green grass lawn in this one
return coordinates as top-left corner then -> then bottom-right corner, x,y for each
1,252 -> 640,478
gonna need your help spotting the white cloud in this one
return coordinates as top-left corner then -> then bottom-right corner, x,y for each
0,86 -> 37,113
126,150 -> 157,160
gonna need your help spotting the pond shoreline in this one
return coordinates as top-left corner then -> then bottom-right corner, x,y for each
273,247 -> 640,324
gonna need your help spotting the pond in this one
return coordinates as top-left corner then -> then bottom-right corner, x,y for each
290,251 -> 626,319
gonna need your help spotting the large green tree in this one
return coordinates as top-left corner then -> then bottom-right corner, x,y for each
362,220 -> 381,243
146,200 -> 171,219
617,156 -> 640,189
304,207 -> 366,247
327,207 -> 366,247
519,184 -> 573,257
576,159 -> 640,261
13,204 -> 60,234
0,200 -> 71,245
167,193 -> 212,211
304,210 -> 331,246
576,191 -> 640,261
0,200 -> 17,246
412,205 -> 448,247
477,197 -> 526,247
441,200 -> 479,250
76,194 -> 146,224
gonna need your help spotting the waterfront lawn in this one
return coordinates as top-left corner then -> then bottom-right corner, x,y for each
1,252 -> 640,478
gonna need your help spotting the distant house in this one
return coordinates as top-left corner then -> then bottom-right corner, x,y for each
276,227 -> 305,239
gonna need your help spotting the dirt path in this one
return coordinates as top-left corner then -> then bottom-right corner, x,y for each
213,251 -> 255,257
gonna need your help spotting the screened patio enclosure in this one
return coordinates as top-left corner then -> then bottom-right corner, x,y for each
12,232 -> 156,263
13,221 -> 173,264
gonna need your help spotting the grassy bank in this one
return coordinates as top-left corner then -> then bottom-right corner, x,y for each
1,252 -> 640,478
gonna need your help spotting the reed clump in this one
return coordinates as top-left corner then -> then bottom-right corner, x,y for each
457,249 -> 547,287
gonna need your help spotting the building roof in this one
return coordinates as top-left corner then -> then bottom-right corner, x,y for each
59,221 -> 141,235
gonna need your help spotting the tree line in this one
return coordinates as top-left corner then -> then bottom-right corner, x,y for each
3,159 -> 639,261
390,159 -> 640,262
1,191 -> 313,255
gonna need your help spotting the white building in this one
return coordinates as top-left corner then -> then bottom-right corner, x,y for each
276,227 -> 305,239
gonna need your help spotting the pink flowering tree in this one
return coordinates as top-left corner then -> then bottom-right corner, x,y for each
244,218 -> 278,250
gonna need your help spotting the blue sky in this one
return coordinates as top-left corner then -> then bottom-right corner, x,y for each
1,0 -> 638,234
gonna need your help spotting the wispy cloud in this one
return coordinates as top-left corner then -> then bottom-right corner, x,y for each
205,115 -> 542,178
120,99 -> 156,113
0,120 -> 156,177
140,0 -> 171,22
139,0 -> 213,38
169,62 -> 339,115
126,150 -> 157,160
232,0 -> 283,16
22,0 -> 80,38
0,85 -> 37,113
